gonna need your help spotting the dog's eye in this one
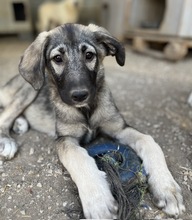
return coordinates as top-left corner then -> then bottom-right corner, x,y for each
85,52 -> 94,61
53,55 -> 63,63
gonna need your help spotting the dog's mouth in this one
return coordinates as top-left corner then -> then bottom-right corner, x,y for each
71,95 -> 96,109
74,102 -> 89,108
63,99 -> 93,109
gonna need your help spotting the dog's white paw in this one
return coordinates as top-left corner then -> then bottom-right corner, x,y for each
0,137 -> 18,160
13,116 -> 29,135
149,172 -> 185,218
79,171 -> 117,219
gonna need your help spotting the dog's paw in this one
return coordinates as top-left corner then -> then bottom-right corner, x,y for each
13,116 -> 29,135
79,171 -> 117,219
0,137 -> 18,160
149,172 -> 185,218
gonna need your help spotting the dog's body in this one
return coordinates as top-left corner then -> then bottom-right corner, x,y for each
0,24 -> 185,219
37,0 -> 83,31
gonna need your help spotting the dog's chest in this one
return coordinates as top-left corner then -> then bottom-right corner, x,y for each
80,109 -> 98,144
83,126 -> 96,144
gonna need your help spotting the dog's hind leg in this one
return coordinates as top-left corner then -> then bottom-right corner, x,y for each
0,83 -> 38,160
0,75 -> 32,136
0,75 -> 26,108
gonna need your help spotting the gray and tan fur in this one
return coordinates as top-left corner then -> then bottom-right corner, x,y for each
0,24 -> 185,219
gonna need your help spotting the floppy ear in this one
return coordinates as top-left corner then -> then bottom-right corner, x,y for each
88,24 -> 125,66
19,31 -> 49,90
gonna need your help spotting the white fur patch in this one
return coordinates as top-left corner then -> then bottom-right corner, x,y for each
13,116 -> 29,135
0,137 -> 18,160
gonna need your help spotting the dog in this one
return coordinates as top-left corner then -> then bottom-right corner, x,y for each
0,23 -> 185,219
37,0 -> 83,32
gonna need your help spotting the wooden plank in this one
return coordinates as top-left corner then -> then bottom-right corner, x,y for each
129,37 -> 188,61
125,29 -> 192,47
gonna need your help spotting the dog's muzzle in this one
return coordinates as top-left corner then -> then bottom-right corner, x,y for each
58,85 -> 96,107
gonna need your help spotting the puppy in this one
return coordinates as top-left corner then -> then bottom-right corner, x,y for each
0,24 -> 185,219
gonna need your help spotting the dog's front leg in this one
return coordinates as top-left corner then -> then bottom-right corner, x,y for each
57,137 -> 117,219
102,122 -> 185,217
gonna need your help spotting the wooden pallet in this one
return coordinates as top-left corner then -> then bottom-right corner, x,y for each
125,29 -> 192,61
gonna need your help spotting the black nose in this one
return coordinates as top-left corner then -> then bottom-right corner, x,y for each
71,90 -> 89,103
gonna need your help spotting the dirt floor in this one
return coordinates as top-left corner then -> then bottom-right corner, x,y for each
0,36 -> 192,220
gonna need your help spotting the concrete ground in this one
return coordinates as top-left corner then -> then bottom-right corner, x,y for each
0,36 -> 192,220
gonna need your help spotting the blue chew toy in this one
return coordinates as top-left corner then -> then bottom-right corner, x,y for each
87,141 -> 147,220
87,142 -> 147,181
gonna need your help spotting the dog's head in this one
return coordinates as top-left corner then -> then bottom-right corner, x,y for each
19,24 -> 125,107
